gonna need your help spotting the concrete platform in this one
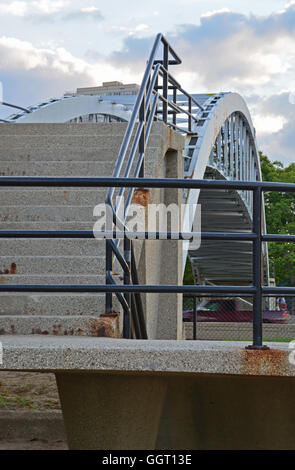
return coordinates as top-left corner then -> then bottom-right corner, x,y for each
1,336 -> 295,450
0,335 -> 293,376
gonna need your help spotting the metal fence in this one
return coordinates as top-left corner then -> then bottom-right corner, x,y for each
0,177 -> 295,349
183,295 -> 294,342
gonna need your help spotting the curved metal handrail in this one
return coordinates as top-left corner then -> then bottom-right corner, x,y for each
104,33 -> 205,338
0,101 -> 31,114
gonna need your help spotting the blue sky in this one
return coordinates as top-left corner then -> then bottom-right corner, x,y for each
0,0 -> 295,164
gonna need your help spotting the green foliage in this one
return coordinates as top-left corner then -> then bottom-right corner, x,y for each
183,257 -> 194,285
0,396 -> 7,408
183,258 -> 196,309
260,152 -> 295,285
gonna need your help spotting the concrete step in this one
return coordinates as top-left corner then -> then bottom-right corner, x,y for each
0,221 -> 103,230
0,132 -> 163,151
0,134 -> 125,150
0,239 -> 106,257
0,121 -> 165,137
0,274 -> 120,284
0,205 -> 103,222
0,159 -> 156,184
0,161 -> 117,177
0,146 -> 158,162
0,291 -> 109,316
0,256 -> 107,275
0,148 -> 120,162
0,315 -> 120,337
0,122 -> 129,136
0,189 -> 106,206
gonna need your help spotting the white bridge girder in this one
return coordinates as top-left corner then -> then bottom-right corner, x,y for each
1,90 -> 269,287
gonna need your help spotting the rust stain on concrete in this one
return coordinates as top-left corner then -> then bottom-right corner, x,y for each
10,263 -> 17,274
242,349 -> 288,376
32,328 -> 49,335
131,189 -> 150,207
52,324 -> 63,336
63,327 -> 74,336
0,263 -> 17,275
89,314 -> 120,338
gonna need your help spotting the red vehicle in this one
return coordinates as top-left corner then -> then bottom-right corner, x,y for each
183,298 -> 290,324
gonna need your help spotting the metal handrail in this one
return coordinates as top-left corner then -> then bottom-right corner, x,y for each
1,176 -> 295,347
104,33 -> 205,336
0,101 -> 31,114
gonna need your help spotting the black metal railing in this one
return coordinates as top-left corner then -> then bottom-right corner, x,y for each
0,177 -> 295,348
1,34 -> 294,347
103,34 -> 204,336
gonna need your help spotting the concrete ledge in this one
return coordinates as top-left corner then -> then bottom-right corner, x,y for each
2,337 -> 295,449
0,335 -> 293,377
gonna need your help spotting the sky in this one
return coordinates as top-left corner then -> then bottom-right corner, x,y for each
0,0 -> 295,165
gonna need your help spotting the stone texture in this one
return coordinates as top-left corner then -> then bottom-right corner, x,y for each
56,373 -> 167,449
0,336 -> 293,377
0,122 -> 184,339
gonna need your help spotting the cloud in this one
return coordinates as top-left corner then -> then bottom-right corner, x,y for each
109,4 -> 295,91
0,1 -> 103,23
0,1 -> 68,17
62,6 -> 103,22
109,36 -> 155,72
249,92 -> 295,164
108,4 -> 295,164
0,35 -> 140,118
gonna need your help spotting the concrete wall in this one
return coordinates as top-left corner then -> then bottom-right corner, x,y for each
157,373 -> 295,450
57,371 -> 295,450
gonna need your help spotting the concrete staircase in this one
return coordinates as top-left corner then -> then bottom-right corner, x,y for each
0,122 -> 185,339
0,123 -> 134,337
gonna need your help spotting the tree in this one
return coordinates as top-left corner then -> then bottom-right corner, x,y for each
260,152 -> 295,286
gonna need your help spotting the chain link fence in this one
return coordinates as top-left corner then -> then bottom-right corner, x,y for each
183,294 -> 295,342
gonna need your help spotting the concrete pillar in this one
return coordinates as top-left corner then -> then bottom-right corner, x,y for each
56,372 -> 167,450
156,149 -> 183,339
156,373 -> 295,450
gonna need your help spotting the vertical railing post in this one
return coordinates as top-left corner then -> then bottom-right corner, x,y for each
193,295 -> 197,340
173,87 -> 177,128
188,96 -> 192,133
246,186 -> 268,350
123,236 -> 131,338
105,239 -> 113,314
163,42 -> 168,123
155,75 -> 159,123
139,91 -> 146,178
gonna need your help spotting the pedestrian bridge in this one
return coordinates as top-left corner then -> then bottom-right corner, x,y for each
2,32 -> 295,452
1,85 -> 269,289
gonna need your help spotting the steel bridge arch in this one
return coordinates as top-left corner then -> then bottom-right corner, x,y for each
181,92 -> 269,285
